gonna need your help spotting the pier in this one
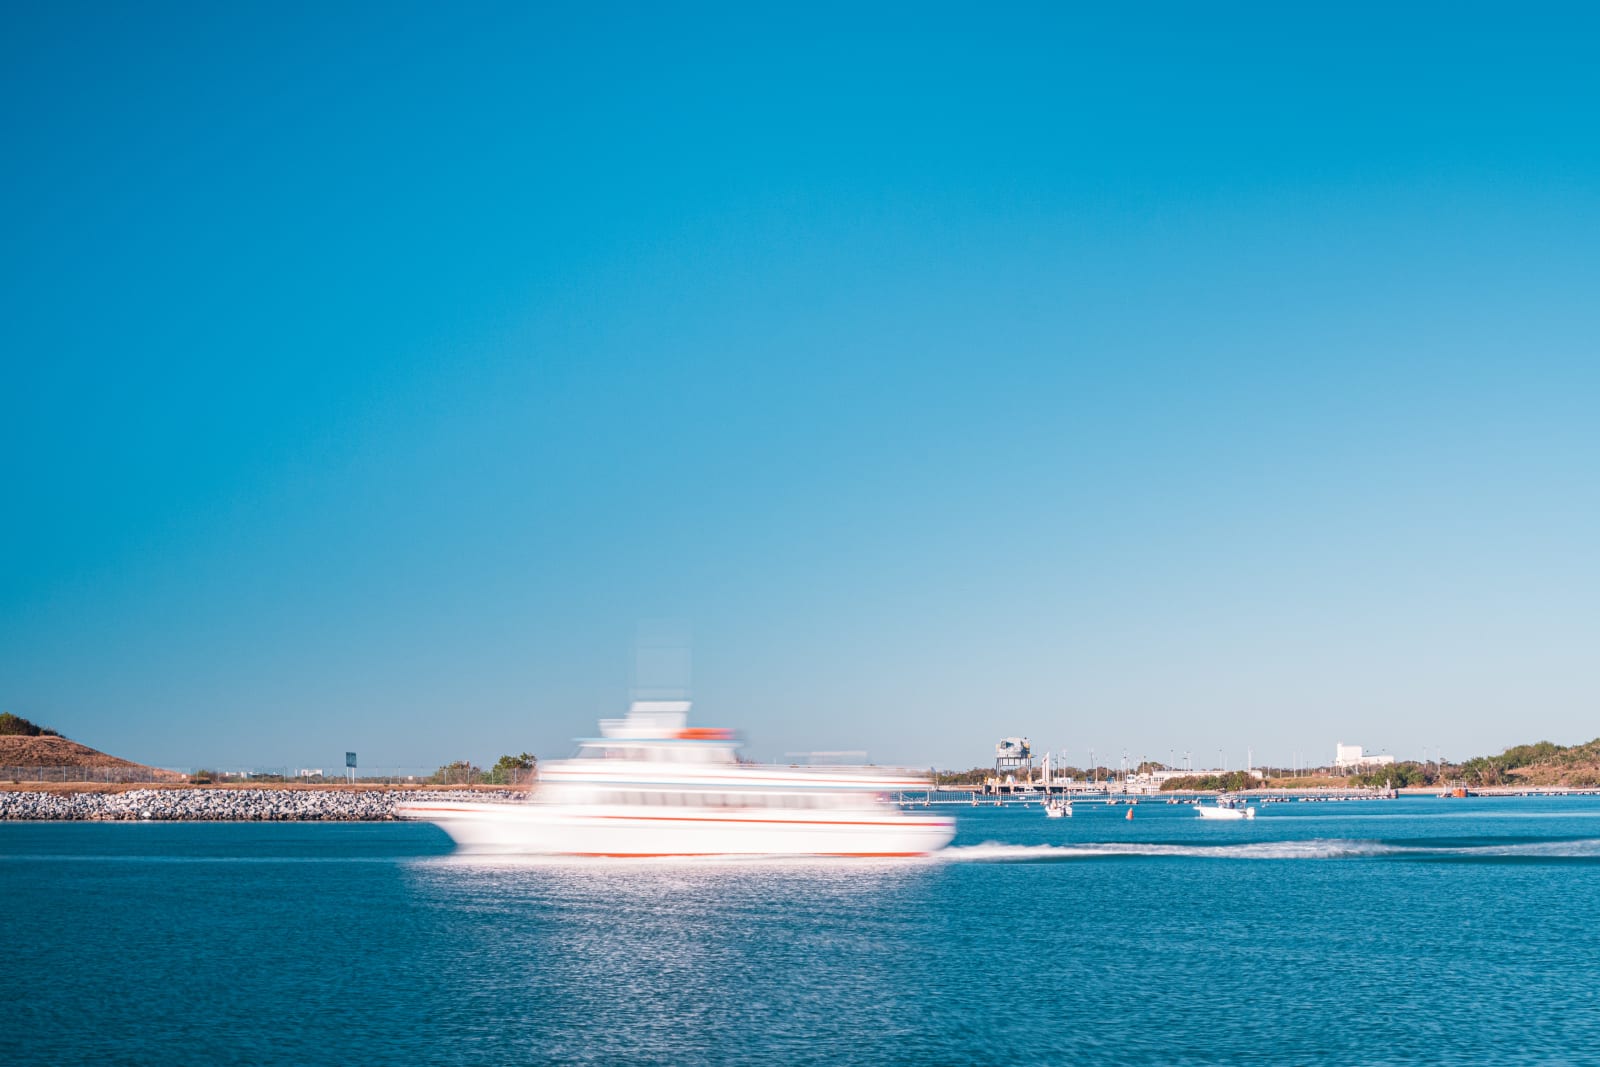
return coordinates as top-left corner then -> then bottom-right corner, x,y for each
901,786 -> 1396,807
898,784 -> 1600,807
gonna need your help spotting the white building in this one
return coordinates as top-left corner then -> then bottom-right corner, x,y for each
1333,742 -> 1394,770
1121,769 -> 1198,794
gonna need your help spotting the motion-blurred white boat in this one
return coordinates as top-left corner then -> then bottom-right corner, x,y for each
397,701 -> 956,857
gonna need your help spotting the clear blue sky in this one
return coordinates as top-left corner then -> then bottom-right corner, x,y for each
3,2 -> 1596,772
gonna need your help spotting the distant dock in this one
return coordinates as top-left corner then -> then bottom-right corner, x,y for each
898,784 -> 1600,807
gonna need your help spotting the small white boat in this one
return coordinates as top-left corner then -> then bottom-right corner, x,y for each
1044,797 -> 1072,818
1195,794 -> 1256,820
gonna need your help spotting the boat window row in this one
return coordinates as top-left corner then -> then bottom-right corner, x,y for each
577,745 -> 731,764
573,789 -> 872,810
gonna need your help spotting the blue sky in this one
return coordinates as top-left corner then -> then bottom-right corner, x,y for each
3,2 -> 1597,771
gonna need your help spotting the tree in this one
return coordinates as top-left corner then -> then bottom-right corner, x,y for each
1349,761 -> 1431,788
0,713 -> 57,737
934,767 -> 992,786
1461,756 -> 1508,787
489,752 -> 537,785
430,760 -> 484,785
1160,771 -> 1261,792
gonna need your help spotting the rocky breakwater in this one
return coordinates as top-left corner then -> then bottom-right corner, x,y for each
0,788 -> 513,821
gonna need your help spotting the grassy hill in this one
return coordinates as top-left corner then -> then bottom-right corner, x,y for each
0,714 -> 182,781
0,733 -> 182,777
1464,738 -> 1600,788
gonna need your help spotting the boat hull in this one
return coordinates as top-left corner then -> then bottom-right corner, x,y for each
398,801 -> 957,857
1195,805 -> 1254,820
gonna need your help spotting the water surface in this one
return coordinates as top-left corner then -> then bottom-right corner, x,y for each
6,796 -> 1598,1065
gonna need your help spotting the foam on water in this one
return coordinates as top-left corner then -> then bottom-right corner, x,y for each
943,836 -> 1600,862
414,836 -> 1600,865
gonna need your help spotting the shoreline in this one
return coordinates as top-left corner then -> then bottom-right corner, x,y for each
0,780 -> 523,795
5,785 -> 1597,822
0,787 -> 519,822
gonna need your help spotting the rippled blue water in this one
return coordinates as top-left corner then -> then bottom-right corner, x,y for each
6,796 -> 1599,1066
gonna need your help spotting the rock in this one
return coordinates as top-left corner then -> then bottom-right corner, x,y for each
0,789 -> 516,821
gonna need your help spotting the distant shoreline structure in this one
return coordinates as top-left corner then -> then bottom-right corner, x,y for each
6,710 -> 1599,796
5,784 -> 1600,822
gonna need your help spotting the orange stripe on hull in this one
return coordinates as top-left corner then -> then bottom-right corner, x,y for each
589,814 -> 952,828
543,773 -> 924,786
569,857 -> 720,863
404,807 -> 951,829
567,851 -> 932,858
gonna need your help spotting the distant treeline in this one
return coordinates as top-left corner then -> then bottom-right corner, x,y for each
931,737 -> 1600,791
1457,739 -> 1600,787
11,707 -> 1596,791
1158,771 -> 1259,792
428,753 -> 538,786
935,765 -> 1127,786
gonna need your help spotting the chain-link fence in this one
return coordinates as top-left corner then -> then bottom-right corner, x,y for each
1,765 -> 179,784
1,765 -> 537,786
